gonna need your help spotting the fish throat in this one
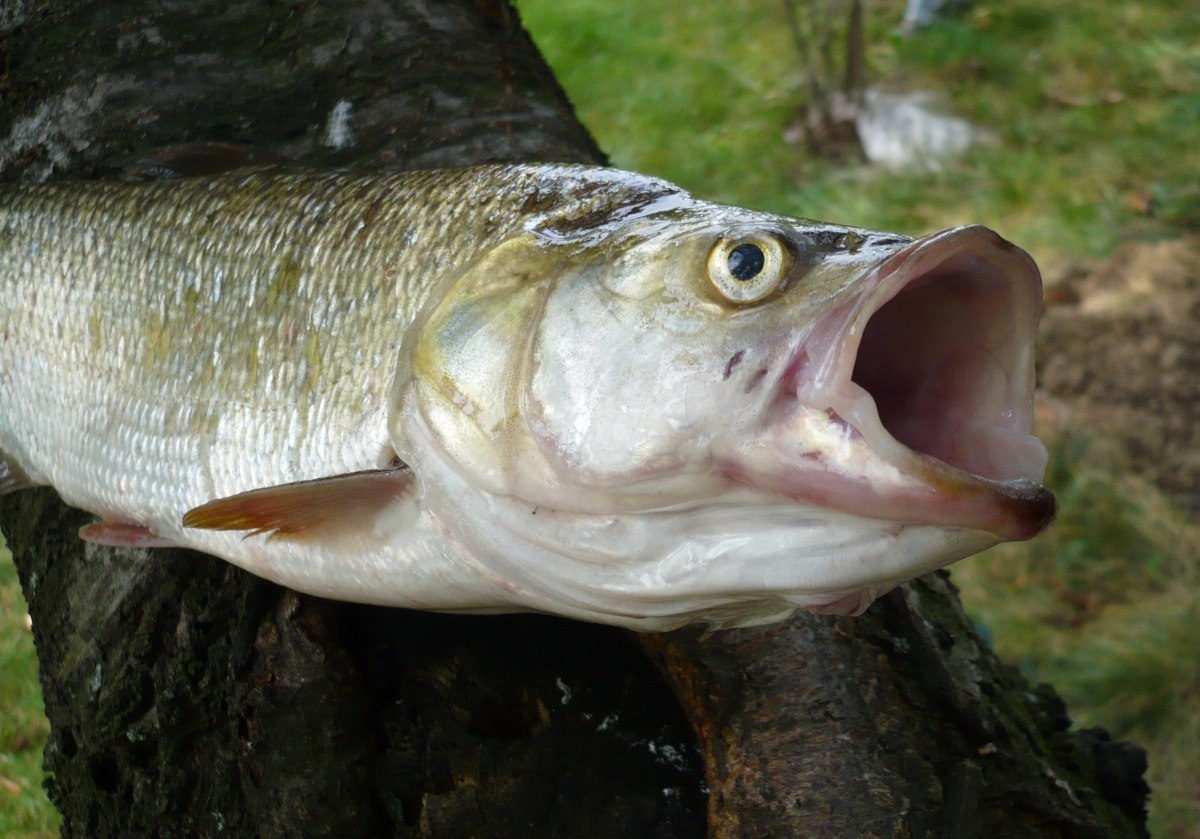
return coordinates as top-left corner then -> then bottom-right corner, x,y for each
851,250 -> 1036,483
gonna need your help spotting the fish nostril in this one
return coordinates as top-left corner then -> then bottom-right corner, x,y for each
722,350 -> 745,380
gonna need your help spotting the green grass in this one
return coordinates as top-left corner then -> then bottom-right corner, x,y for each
0,537 -> 58,837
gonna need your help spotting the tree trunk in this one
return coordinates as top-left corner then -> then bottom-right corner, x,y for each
0,1 -> 1147,836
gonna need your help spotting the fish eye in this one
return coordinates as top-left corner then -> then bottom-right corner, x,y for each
707,232 -> 789,304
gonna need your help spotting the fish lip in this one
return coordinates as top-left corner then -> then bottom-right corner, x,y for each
741,225 -> 1057,541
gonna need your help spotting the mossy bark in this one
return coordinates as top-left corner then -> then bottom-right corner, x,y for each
0,1 -> 1147,836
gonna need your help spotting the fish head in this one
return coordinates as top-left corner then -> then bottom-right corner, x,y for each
395,173 -> 1055,628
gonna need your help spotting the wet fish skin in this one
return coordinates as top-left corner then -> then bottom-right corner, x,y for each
0,165 -> 1053,630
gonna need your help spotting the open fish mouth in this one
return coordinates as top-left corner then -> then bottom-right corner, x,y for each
729,225 -> 1057,541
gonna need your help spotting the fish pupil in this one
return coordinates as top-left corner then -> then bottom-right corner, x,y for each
728,243 -> 765,280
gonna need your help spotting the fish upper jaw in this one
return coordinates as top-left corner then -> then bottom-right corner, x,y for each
722,225 -> 1057,542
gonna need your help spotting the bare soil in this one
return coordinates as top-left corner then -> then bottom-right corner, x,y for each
1038,236 -> 1200,512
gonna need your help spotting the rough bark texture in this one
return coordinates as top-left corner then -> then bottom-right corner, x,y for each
0,1 -> 1147,836
643,573 -> 1149,838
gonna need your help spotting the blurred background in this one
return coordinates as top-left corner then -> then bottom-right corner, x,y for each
2,0 -> 1197,835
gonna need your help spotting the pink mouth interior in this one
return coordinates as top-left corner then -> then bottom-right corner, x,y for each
849,251 -> 1042,483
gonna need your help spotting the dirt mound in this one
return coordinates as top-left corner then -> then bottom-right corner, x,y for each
1038,236 -> 1200,512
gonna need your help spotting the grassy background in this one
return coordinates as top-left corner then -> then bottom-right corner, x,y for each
0,534 -> 56,838
3,0 -> 1198,834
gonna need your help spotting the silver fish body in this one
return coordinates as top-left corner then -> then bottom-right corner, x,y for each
0,165 -> 1054,629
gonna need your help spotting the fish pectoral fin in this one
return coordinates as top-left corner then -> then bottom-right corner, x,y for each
0,457 -> 35,495
79,522 -> 179,549
182,466 -> 417,544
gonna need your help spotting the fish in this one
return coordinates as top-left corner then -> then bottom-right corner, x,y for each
0,164 -> 1056,630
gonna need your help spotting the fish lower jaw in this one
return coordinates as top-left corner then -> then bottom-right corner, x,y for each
808,381 -> 1050,485
724,386 -> 1056,541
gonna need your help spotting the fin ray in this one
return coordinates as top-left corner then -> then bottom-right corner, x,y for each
0,457 -> 34,495
182,467 -> 416,544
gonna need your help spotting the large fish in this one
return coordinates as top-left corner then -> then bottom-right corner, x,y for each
0,165 -> 1055,630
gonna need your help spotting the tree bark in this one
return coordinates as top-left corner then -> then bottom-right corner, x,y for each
643,573 -> 1148,837
0,1 -> 1147,836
